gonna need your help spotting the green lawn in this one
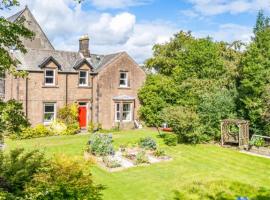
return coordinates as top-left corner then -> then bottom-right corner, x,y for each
5,128 -> 270,200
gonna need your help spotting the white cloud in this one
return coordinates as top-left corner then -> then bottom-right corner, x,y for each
194,23 -> 253,43
89,0 -> 152,9
183,0 -> 270,16
2,0 -> 176,63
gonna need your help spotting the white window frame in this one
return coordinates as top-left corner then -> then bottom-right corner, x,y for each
119,72 -> 128,88
115,102 -> 133,122
44,69 -> 55,86
43,103 -> 56,125
115,103 -> 121,122
79,71 -> 89,87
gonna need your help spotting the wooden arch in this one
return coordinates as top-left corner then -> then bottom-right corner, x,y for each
221,119 -> 249,148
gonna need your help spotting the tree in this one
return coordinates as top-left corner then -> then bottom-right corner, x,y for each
139,31 -> 239,143
238,11 -> 270,135
0,1 -> 34,144
253,10 -> 269,35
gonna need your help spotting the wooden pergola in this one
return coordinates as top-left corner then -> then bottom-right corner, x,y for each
221,119 -> 249,148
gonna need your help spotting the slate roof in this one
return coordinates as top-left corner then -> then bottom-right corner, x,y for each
11,49 -> 123,73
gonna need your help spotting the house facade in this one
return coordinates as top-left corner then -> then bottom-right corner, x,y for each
2,7 -> 146,130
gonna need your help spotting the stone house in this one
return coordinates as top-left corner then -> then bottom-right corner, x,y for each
2,6 -> 146,130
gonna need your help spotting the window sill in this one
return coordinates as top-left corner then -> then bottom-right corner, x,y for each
115,120 -> 133,123
118,86 -> 131,89
78,86 -> 92,89
42,85 -> 59,88
43,122 -> 53,126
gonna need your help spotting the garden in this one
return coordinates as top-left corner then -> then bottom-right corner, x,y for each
5,128 -> 270,200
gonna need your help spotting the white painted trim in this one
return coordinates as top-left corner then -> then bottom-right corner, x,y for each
114,102 -> 133,122
79,71 -> 89,87
44,69 -> 56,86
43,102 -> 56,125
119,72 -> 128,88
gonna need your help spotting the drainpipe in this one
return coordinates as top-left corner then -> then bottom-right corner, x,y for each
25,78 -> 29,118
91,74 -> 94,123
65,74 -> 68,105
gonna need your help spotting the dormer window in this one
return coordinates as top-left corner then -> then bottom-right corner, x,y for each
44,69 -> 55,86
79,71 -> 88,86
119,72 -> 128,88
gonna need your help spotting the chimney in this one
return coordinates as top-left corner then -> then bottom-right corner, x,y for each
79,35 -> 90,58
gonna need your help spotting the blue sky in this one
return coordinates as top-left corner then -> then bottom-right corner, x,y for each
3,0 -> 270,63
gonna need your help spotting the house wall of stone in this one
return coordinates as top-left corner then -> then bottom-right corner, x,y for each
20,8 -> 54,50
4,54 -> 146,129
5,70 -> 93,127
95,53 -> 146,129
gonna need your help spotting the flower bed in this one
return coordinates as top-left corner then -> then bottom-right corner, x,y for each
84,147 -> 172,172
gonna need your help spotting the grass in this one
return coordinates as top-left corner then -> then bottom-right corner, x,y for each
5,128 -> 270,200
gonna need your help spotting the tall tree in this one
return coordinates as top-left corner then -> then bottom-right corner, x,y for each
253,10 -> 269,35
0,0 -> 34,144
238,11 -> 270,135
139,31 -> 239,142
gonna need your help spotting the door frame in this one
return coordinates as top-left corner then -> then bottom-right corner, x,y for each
78,102 -> 88,129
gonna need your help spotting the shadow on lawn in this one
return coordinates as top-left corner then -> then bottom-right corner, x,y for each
173,180 -> 270,200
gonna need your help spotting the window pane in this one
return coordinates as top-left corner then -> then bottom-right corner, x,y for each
120,73 -> 126,79
123,104 -> 130,111
46,70 -> 54,77
45,77 -> 54,84
80,71 -> 87,78
120,79 -> 126,86
44,113 -> 54,121
45,104 -> 54,112
116,112 -> 120,121
123,111 -> 131,121
79,78 -> 86,85
116,103 -> 120,111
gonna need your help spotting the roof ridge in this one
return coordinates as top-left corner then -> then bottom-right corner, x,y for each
7,6 -> 26,21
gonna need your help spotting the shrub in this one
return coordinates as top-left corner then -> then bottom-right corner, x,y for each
18,124 -> 53,139
57,103 -> 78,125
49,121 -> 67,135
163,134 -> 178,146
138,137 -> 157,150
0,149 -> 46,198
249,137 -> 265,147
57,104 -> 80,135
161,106 -> 201,144
0,100 -> 30,136
25,155 -> 104,200
135,150 -> 149,164
88,133 -> 114,156
153,149 -> 166,157
174,180 -> 270,200
65,123 -> 80,135
102,157 -> 121,168
0,149 -> 104,199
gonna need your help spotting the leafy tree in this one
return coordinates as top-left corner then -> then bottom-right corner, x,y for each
238,11 -> 270,135
138,74 -> 179,126
253,10 -> 270,35
0,0 -> 34,144
0,100 -> 29,136
139,31 -> 239,143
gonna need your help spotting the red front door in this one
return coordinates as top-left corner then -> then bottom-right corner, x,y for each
78,106 -> 87,128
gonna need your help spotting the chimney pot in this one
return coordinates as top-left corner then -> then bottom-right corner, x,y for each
79,34 -> 90,58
